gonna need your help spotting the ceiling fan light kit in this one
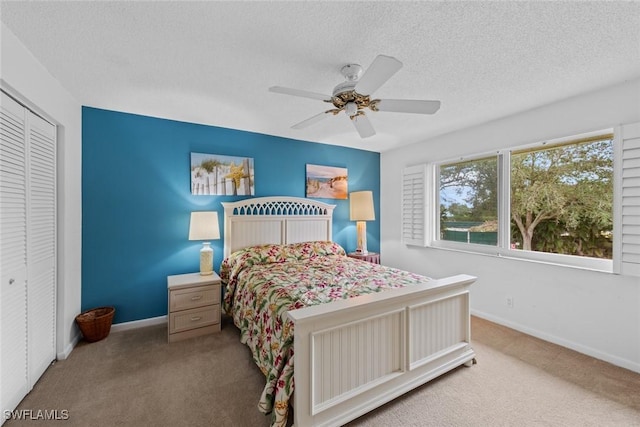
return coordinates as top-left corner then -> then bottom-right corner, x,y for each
269,54 -> 441,139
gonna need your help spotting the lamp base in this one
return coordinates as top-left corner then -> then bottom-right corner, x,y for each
200,242 -> 214,276
355,221 -> 368,255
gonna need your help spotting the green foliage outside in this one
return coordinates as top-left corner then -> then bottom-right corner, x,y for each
439,136 -> 613,259
510,138 -> 613,258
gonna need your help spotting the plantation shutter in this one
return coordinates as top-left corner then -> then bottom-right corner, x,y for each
615,122 -> 640,276
401,164 -> 429,246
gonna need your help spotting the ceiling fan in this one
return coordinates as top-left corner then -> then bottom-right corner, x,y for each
269,54 -> 441,139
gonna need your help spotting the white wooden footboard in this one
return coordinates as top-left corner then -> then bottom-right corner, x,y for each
287,274 -> 476,427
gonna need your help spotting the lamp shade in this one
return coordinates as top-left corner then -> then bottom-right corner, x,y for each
188,211 -> 220,241
350,191 -> 375,221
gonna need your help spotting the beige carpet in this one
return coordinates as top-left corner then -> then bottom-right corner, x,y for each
5,316 -> 640,426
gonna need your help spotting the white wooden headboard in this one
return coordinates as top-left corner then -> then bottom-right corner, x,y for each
221,196 -> 336,258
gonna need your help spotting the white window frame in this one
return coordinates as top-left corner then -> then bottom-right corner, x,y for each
430,129 -> 615,273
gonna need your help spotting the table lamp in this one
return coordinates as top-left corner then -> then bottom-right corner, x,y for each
350,191 -> 375,254
188,211 -> 220,275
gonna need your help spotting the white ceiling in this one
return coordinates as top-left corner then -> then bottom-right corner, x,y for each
2,1 -> 639,153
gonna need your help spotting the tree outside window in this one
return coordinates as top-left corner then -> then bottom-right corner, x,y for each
510,136 -> 613,258
437,133 -> 613,260
439,157 -> 498,246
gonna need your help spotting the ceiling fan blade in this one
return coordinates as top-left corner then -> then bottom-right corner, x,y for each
375,99 -> 441,114
351,114 -> 376,138
354,55 -> 403,95
269,86 -> 331,101
291,111 -> 329,129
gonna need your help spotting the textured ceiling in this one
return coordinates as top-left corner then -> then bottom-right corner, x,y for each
1,1 -> 639,152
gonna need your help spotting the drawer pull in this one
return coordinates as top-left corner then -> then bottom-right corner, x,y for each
190,295 -> 203,301
190,316 -> 202,322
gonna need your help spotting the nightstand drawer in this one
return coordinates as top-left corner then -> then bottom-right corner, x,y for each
169,284 -> 220,311
169,305 -> 220,334
167,272 -> 222,343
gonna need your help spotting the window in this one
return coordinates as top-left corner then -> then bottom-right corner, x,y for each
433,130 -> 615,270
439,157 -> 498,246
510,136 -> 613,259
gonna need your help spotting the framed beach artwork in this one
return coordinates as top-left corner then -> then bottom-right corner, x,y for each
191,152 -> 255,196
305,164 -> 348,200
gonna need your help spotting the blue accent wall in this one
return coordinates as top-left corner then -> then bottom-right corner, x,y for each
82,107 -> 380,323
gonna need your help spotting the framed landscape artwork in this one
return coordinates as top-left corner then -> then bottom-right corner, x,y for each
305,164 -> 348,200
191,152 -> 255,196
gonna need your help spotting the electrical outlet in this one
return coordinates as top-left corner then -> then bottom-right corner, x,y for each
506,297 -> 514,308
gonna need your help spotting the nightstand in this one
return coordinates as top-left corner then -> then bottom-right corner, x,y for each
167,272 -> 221,343
347,252 -> 380,264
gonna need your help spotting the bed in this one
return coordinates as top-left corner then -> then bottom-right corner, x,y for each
221,196 -> 476,427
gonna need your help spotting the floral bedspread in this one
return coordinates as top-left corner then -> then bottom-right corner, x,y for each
220,241 -> 431,427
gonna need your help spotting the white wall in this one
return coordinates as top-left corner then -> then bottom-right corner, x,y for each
1,23 -> 82,359
381,78 -> 640,373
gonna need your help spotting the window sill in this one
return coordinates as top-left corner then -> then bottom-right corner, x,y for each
429,240 -> 614,274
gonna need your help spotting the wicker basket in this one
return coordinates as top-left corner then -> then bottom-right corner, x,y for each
75,306 -> 115,342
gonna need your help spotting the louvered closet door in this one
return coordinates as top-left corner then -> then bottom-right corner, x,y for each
0,92 -> 29,414
26,110 -> 56,386
0,91 -> 56,417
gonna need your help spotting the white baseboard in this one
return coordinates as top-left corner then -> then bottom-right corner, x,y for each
110,315 -> 167,332
471,310 -> 640,374
56,332 -> 81,360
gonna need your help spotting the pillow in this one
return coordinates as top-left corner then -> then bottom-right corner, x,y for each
220,241 -> 346,283
281,241 -> 346,261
